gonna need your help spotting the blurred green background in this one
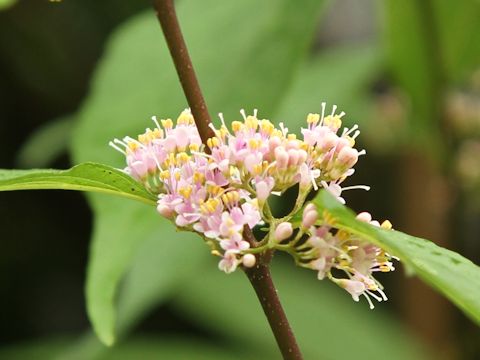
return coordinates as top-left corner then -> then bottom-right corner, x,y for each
0,0 -> 479,359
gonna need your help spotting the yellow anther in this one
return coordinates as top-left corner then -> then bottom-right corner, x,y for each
193,172 -> 204,183
189,143 -> 200,152
177,152 -> 190,164
202,198 -> 219,213
248,138 -> 260,150
231,121 -> 243,133
174,172 -> 181,181
272,129 -> 283,138
177,110 -> 194,125
260,119 -> 274,135
287,134 -> 297,140
138,134 -> 147,144
178,186 -> 192,199
245,115 -> 258,130
323,115 -> 342,130
253,164 -> 263,175
153,128 -> 163,139
381,220 -> 393,230
379,265 -> 391,272
207,137 -> 220,148
127,142 -> 139,151
211,250 -> 221,257
160,170 -> 170,180
307,113 -> 320,125
161,118 -> 174,129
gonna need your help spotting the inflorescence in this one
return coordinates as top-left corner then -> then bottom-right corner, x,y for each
110,104 -> 397,309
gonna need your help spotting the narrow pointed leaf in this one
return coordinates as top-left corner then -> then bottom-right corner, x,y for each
313,190 -> 480,325
0,162 -> 156,206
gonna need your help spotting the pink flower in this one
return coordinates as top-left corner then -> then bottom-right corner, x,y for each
218,251 -> 240,273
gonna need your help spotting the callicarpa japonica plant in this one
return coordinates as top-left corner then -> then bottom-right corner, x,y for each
1,0 -> 480,359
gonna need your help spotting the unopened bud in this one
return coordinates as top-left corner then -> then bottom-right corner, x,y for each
302,209 -> 318,228
356,211 -> 372,223
274,222 -> 293,242
157,204 -> 173,218
275,147 -> 289,169
242,253 -> 256,268
337,147 -> 358,168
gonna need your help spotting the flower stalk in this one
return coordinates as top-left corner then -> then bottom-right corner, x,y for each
152,0 -> 303,358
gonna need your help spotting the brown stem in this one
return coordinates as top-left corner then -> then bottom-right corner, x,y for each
153,0 -> 215,144
152,1 -> 303,358
245,263 -> 303,360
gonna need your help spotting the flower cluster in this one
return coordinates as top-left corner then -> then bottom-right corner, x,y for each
111,104 -> 397,308
297,206 -> 396,308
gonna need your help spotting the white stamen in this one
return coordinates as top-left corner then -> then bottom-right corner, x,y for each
240,109 -> 247,120
151,116 -> 161,130
113,139 -> 129,150
344,124 -> 359,136
109,141 -> 126,155
123,136 -> 145,148
218,113 -> 227,128
366,290 -> 383,302
364,293 -> 375,309
253,109 -> 258,117
331,104 -> 337,116
377,288 -> 388,301
358,149 -> 367,156
279,122 -> 288,136
341,185 -> 370,191
320,102 -> 326,125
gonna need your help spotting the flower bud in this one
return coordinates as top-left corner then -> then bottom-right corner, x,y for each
256,180 -> 272,202
287,149 -> 300,167
157,204 -> 173,218
337,147 -> 358,168
302,208 -> 318,228
274,147 -> 289,169
242,253 -> 256,268
356,211 -> 372,223
274,222 -> 293,242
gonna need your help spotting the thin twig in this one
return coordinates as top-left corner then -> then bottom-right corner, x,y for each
152,1 -> 303,358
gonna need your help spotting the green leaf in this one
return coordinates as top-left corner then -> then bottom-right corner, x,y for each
0,162 -> 156,206
71,0 -> 327,346
16,115 -> 74,168
434,1 -> 480,82
313,190 -> 480,325
382,0 -> 442,145
0,0 -> 16,11
175,261 -> 428,360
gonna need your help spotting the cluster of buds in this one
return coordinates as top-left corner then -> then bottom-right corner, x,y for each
111,104 -> 397,308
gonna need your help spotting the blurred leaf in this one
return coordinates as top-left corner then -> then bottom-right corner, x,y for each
383,0 -> 442,145
99,337 -> 240,360
276,44 -> 381,133
0,338 -> 71,360
16,115 -> 73,168
175,261 -> 428,360
434,1 -> 480,82
71,0 -> 327,346
0,162 -> 155,205
313,190 -> 480,325
0,0 -> 15,11
0,336 -> 245,360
